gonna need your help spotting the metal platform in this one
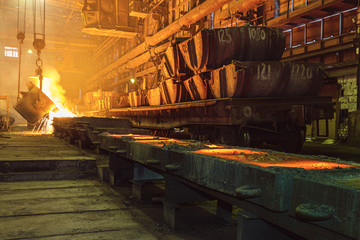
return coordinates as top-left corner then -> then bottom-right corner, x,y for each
105,97 -> 334,129
54,117 -> 360,240
0,128 -> 97,181
0,179 -> 166,239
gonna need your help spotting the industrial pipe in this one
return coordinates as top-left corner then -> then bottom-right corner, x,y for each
105,42 -> 170,80
85,0 -> 235,91
124,42 -> 170,72
214,0 -> 263,24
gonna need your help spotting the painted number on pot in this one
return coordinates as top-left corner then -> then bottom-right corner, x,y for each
291,64 -> 313,80
249,28 -> 266,41
218,28 -> 232,44
257,63 -> 271,80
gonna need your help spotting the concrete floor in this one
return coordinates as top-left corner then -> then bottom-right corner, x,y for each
0,128 -> 237,240
0,179 -> 154,240
301,140 -> 360,163
0,129 -> 97,181
0,179 -> 237,240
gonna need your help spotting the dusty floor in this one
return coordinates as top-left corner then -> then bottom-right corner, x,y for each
0,179 -> 237,240
0,127 -> 237,240
301,140 -> 360,163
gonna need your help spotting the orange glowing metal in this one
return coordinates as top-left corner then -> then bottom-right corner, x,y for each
204,144 -> 225,149
28,68 -> 77,133
108,134 -> 161,140
4,130 -> 43,136
108,134 -> 141,138
193,148 -> 356,170
135,138 -> 187,147
105,134 -> 357,170
109,134 -> 191,147
133,136 -> 164,140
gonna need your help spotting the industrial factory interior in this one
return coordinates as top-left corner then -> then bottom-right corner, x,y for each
1,0 -> 360,239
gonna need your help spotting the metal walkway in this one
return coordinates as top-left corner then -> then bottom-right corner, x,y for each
0,128 -> 96,181
0,180 -> 158,240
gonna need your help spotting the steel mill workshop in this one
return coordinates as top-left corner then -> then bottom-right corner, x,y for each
0,0 -> 360,239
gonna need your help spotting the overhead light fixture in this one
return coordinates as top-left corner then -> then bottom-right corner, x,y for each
130,78 -> 135,84
28,49 -> 32,54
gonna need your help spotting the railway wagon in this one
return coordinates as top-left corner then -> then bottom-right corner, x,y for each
86,25 -> 333,152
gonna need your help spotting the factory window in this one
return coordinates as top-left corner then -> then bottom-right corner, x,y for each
4,47 -> 18,58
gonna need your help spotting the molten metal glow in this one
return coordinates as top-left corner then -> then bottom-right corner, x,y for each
135,138 -> 186,147
29,68 -> 76,134
204,144 -> 225,149
107,134 -> 357,170
193,148 -> 355,170
108,134 -> 184,147
109,134 -> 157,140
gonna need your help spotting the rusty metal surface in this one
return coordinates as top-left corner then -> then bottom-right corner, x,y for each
215,0 -> 264,24
183,73 -> 209,101
159,39 -> 192,80
81,0 -> 137,38
53,117 -> 150,148
105,134 -> 360,239
129,90 -> 148,107
210,61 -> 324,98
129,91 -> 140,107
285,61 -> 325,97
116,93 -> 130,108
159,79 -> 187,104
14,82 -> 56,124
85,91 -> 130,111
106,96 -> 333,130
289,170 -> 360,239
178,26 -> 285,74
85,0 -> 235,91
147,87 -> 162,106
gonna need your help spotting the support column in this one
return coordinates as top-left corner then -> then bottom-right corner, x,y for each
108,152 -> 133,185
237,211 -> 293,240
163,177 -> 210,229
132,164 -> 163,201
216,200 -> 233,224
163,201 -> 177,229
97,164 -> 109,182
